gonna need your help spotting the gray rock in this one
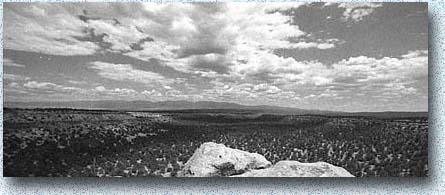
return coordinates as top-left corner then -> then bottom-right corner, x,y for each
233,160 -> 354,177
177,142 -> 271,177
177,142 -> 354,177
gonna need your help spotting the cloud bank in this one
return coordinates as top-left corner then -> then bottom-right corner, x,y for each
3,3 -> 427,112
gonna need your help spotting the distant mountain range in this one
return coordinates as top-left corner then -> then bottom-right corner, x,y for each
4,100 -> 427,118
5,100 -> 316,112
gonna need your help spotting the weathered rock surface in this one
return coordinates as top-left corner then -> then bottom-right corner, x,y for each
232,161 -> 354,177
177,142 -> 271,177
178,142 -> 354,177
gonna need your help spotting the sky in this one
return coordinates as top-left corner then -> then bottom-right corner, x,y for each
3,2 -> 428,112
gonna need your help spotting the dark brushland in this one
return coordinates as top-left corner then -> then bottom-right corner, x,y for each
3,101 -> 428,177
4,100 -> 427,118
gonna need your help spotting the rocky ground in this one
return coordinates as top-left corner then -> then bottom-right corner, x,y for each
3,108 -> 427,177
178,142 -> 354,177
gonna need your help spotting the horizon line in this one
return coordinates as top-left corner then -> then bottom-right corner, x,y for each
4,100 -> 429,113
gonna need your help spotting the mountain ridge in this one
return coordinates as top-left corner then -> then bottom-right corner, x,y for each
4,100 -> 305,110
4,100 -> 427,117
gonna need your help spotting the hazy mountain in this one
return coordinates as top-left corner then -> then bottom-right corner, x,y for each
5,100 -> 320,113
4,100 -> 427,118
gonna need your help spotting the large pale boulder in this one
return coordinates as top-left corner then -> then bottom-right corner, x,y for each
177,142 -> 354,177
233,161 -> 354,177
177,142 -> 271,177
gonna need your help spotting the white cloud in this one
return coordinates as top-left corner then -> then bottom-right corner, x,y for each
93,85 -> 138,96
163,85 -> 173,90
67,80 -> 88,85
332,50 -> 428,84
402,50 -> 429,59
253,83 -> 282,94
338,3 -> 382,22
290,42 -> 336,50
4,2 -> 339,80
222,49 -> 427,104
89,61 -> 174,85
4,73 -> 30,81
4,4 -> 99,55
3,3 -> 427,111
24,81 -> 59,89
224,3 -> 305,50
7,82 -> 20,88
200,80 -> 301,106
142,89 -> 162,97
4,82 -> 30,95
229,50 -> 333,86
120,3 -> 335,75
3,58 -> 26,67
23,81 -> 83,94
329,50 -> 428,97
104,2 -> 339,79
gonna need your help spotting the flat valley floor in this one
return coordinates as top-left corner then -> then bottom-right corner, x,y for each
3,108 -> 428,177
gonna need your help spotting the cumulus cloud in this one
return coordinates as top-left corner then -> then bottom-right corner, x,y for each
3,58 -> 26,67
4,3 -> 99,55
402,50 -> 429,59
328,50 -> 428,97
23,81 -> 83,94
4,2 -> 342,92
229,50 -> 333,86
12,79 -> 142,99
221,49 -> 427,105
93,86 -> 138,96
118,2 -> 341,78
332,50 -> 428,84
198,80 -> 301,106
9,80 -> 145,101
303,92 -> 338,99
141,89 -> 162,97
5,3 -> 335,68
122,3 -> 311,74
89,61 -> 174,85
224,3 -> 305,49
337,3 -> 382,22
3,3 -> 427,111
4,74 -> 30,81
289,42 -> 336,49
24,81 -> 59,89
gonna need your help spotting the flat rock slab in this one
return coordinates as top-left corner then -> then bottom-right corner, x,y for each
177,142 -> 271,177
177,142 -> 354,177
232,160 -> 355,177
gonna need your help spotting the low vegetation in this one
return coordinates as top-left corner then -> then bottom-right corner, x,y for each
3,108 -> 427,177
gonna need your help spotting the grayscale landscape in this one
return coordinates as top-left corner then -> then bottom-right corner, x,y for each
3,2 -> 428,177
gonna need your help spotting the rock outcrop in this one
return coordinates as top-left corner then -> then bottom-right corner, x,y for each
233,161 -> 354,177
178,142 -> 354,177
177,142 -> 271,177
